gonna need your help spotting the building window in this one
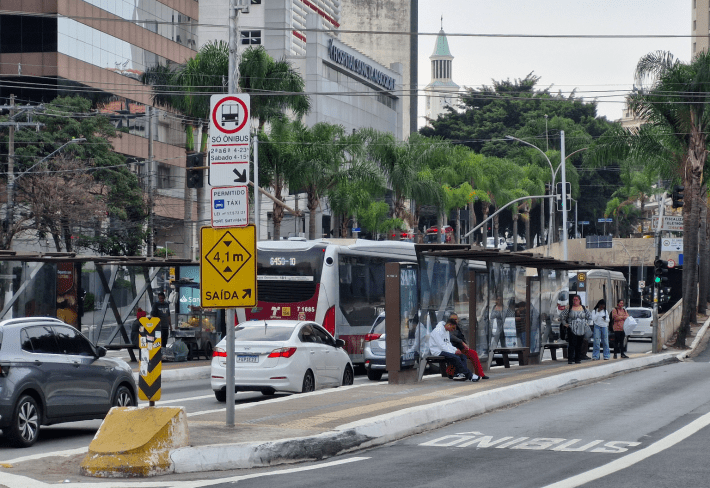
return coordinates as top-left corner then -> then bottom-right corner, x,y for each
157,163 -> 173,189
694,20 -> 697,31
241,30 -> 261,45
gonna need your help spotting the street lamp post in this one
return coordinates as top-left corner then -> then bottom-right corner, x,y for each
6,138 -> 86,248
506,135 -> 556,256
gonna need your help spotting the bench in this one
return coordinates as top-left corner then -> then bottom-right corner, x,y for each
416,355 -> 451,381
492,347 -> 528,368
542,342 -> 568,361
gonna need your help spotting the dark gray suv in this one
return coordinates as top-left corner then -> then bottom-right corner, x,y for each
0,317 -> 137,447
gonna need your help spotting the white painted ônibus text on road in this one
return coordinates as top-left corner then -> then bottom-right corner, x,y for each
419,432 -> 640,453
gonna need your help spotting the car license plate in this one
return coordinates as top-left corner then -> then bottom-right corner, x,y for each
403,352 -> 414,361
237,355 -> 258,363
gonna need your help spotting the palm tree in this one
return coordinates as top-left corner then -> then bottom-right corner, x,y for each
589,49 -> 710,343
289,122 -> 378,239
361,130 -> 441,230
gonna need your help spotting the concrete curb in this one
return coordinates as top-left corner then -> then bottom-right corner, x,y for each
170,352 -> 677,474
132,366 -> 210,384
676,316 -> 710,360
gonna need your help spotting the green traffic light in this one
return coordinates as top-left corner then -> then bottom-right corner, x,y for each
655,276 -> 661,283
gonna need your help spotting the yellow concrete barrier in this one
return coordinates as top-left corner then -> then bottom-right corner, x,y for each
80,406 -> 188,477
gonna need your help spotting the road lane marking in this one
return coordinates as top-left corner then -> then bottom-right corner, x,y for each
187,382 -> 384,417
542,409 -> 710,488
139,394 -> 215,405
0,456 -> 370,488
0,446 -> 88,466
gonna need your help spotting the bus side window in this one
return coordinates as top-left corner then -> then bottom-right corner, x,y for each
339,262 -> 352,284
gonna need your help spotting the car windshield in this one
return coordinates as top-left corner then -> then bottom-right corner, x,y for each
628,309 -> 652,319
558,291 -> 568,302
234,325 -> 295,342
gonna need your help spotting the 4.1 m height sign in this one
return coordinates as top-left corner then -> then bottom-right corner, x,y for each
209,94 -> 250,187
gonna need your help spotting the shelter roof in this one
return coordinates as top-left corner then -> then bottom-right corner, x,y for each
416,246 -> 604,270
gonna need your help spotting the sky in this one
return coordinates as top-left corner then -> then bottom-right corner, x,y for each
417,0 -> 691,127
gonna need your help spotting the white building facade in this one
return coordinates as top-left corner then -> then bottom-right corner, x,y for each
197,4 -> 403,240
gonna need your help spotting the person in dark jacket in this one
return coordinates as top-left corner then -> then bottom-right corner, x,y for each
447,313 -> 490,380
130,308 -> 147,348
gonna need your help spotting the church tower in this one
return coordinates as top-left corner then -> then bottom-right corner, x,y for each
424,22 -> 459,124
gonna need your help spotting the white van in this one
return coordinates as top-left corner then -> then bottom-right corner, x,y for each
485,237 -> 507,250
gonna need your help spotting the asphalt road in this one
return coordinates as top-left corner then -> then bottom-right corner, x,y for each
189,341 -> 707,488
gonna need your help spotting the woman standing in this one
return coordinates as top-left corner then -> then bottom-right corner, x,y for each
560,295 -> 592,364
591,299 -> 610,360
610,299 -> 629,359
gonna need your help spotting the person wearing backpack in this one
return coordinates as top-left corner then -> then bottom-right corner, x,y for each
610,299 -> 629,359
591,299 -> 610,360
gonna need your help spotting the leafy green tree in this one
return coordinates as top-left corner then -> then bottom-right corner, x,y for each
358,201 -> 405,240
362,130 -> 441,229
1,96 -> 147,253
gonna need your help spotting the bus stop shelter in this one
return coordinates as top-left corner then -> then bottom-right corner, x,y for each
384,247 -> 602,384
0,251 -> 222,362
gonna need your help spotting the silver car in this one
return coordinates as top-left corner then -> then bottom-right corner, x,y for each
363,313 -> 387,381
0,317 -> 137,447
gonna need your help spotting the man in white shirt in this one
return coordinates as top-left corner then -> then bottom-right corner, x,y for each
429,318 -> 478,381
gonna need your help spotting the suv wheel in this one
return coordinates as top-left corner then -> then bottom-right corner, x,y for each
113,386 -> 135,407
366,368 -> 383,381
7,395 -> 40,448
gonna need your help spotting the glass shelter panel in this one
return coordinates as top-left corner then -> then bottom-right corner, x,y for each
474,271 -> 489,358
540,269 -> 568,344
419,256 -> 469,327
487,263 -> 527,349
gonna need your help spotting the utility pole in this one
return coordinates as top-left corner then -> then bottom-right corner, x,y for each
225,0 -> 249,429
6,95 -> 15,244
652,191 -> 667,353
254,134 -> 259,242
560,130 -> 568,261
147,106 -> 155,257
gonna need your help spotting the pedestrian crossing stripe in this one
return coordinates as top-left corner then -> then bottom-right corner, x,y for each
138,317 -> 162,401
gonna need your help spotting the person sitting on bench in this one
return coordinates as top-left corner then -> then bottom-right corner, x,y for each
447,313 -> 489,380
429,317 -> 479,382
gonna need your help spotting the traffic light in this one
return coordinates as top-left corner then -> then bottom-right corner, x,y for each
556,182 -> 571,211
671,185 -> 684,208
186,152 -> 204,189
654,259 -> 669,284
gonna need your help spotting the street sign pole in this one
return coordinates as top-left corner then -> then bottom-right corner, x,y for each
226,307 -> 235,426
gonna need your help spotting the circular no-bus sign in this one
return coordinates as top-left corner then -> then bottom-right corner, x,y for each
211,95 -> 250,135
668,259 -> 676,268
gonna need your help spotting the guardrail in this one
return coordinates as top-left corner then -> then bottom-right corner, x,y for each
656,298 -> 683,350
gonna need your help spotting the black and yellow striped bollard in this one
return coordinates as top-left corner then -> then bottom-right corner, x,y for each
138,317 -> 162,405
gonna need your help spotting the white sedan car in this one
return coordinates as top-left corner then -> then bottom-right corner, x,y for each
627,307 -> 653,340
211,320 -> 354,401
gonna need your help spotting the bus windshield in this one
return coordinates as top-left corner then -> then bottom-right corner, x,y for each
256,247 -> 326,303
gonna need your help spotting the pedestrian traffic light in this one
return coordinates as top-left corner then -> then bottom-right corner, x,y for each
654,259 -> 669,283
671,185 -> 684,208
186,152 -> 204,189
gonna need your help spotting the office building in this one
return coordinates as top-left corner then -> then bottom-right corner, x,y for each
0,1 -> 200,256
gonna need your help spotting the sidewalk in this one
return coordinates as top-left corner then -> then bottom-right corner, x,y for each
11,319 -> 703,481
